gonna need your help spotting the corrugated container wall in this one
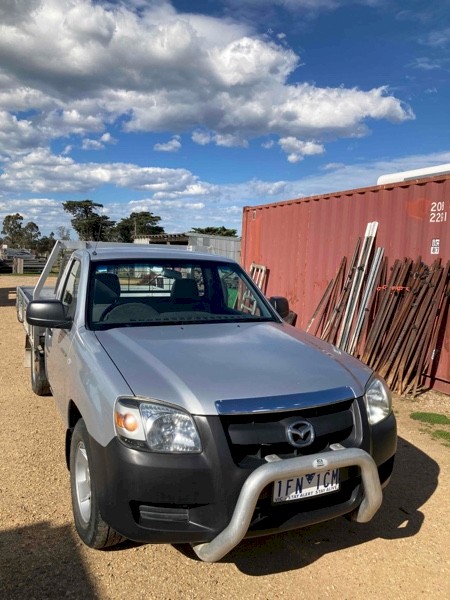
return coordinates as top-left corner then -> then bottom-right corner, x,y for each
241,175 -> 450,394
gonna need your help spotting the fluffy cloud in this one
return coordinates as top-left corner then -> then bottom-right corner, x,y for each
154,136 -> 182,152
0,0 -> 412,162
422,28 -> 450,48
0,0 -> 421,235
0,148 -> 210,195
278,137 -> 325,163
411,57 -> 444,70
0,111 -> 46,156
3,150 -> 450,236
0,197 -> 66,232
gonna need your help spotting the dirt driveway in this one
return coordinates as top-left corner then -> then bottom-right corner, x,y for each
0,275 -> 449,600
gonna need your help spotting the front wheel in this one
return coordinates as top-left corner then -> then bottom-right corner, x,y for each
70,419 -> 125,549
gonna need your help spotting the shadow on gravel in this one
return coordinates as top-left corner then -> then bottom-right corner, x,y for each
176,435 -> 438,574
0,287 -> 17,307
0,522 -> 99,599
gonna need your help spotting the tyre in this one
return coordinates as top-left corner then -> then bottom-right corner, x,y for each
31,347 -> 51,396
70,419 -> 125,549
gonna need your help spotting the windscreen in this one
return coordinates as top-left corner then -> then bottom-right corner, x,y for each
88,259 -> 275,329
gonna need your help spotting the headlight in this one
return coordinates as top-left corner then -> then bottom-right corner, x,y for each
364,375 -> 392,425
114,397 -> 202,453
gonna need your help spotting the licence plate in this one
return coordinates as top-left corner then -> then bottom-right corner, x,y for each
273,469 -> 340,503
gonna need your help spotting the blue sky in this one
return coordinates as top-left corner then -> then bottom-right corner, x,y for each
0,0 -> 449,237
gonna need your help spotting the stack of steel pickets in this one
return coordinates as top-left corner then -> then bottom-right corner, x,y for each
310,238 -> 361,342
400,260 -> 450,396
347,246 -> 384,355
337,222 -> 379,351
306,256 -> 347,336
352,255 -> 388,359
308,225 -> 450,396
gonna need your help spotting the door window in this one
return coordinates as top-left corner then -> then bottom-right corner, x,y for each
61,260 -> 81,320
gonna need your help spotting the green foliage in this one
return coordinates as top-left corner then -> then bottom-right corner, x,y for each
111,211 -> 164,243
191,226 -> 238,237
432,430 -> 450,444
2,204 -> 238,248
2,213 -> 24,247
36,232 -> 56,255
62,200 -> 115,241
410,412 -> 450,425
1,213 -> 41,249
22,222 -> 40,247
410,411 -> 450,447
56,226 -> 71,240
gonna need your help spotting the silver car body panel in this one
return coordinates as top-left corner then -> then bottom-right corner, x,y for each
95,322 -> 372,417
45,245 -> 373,446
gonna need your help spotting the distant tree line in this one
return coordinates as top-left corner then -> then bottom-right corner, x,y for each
0,200 -> 237,255
61,200 -> 165,243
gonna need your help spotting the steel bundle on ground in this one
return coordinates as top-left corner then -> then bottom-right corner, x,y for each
307,224 -> 450,397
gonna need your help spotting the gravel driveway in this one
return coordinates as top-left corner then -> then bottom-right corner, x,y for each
1,275 -> 449,600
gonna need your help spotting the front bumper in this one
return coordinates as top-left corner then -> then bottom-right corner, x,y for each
192,447 -> 382,562
87,410 -> 396,560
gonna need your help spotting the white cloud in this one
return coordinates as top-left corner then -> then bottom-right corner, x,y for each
411,57 -> 443,70
422,28 -> 450,48
0,197 -> 67,232
3,150 -> 450,236
129,199 -> 205,211
250,180 -> 289,196
192,130 -> 212,145
279,137 -> 325,163
82,131 -> 117,150
0,148 -> 209,195
224,0 -> 340,13
100,133 -> 115,144
0,111 -> 46,156
82,138 -> 104,150
0,0 -> 412,163
154,136 -> 182,152
192,130 -> 248,148
209,37 -> 298,86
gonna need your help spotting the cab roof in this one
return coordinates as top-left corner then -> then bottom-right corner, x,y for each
75,243 -> 236,264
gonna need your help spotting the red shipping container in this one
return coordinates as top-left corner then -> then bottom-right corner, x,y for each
241,174 -> 450,394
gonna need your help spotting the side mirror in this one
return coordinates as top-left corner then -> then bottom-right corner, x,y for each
26,299 -> 73,329
269,296 -> 290,319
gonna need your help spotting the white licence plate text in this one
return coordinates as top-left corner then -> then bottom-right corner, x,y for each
273,469 -> 340,503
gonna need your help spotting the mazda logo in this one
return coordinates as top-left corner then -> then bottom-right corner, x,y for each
286,420 -> 315,448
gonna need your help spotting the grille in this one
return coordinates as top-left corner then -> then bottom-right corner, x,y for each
220,399 -> 357,468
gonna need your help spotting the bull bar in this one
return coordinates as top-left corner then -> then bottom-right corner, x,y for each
191,447 -> 382,562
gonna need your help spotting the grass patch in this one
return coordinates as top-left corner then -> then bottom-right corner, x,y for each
410,412 -> 450,426
410,411 -> 450,447
432,430 -> 450,444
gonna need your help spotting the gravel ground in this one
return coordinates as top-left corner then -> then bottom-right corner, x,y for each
0,275 -> 449,600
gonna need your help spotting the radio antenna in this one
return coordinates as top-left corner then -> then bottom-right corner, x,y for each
93,206 -> 105,255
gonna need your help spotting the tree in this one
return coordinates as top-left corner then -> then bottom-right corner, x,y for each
62,200 -> 115,241
36,232 -> 56,256
191,226 -> 238,237
56,225 -> 71,240
2,213 -> 24,247
22,222 -> 41,248
111,211 -> 164,243
1,214 -> 42,249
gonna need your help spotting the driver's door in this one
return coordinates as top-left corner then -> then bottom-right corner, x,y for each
45,259 -> 81,403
